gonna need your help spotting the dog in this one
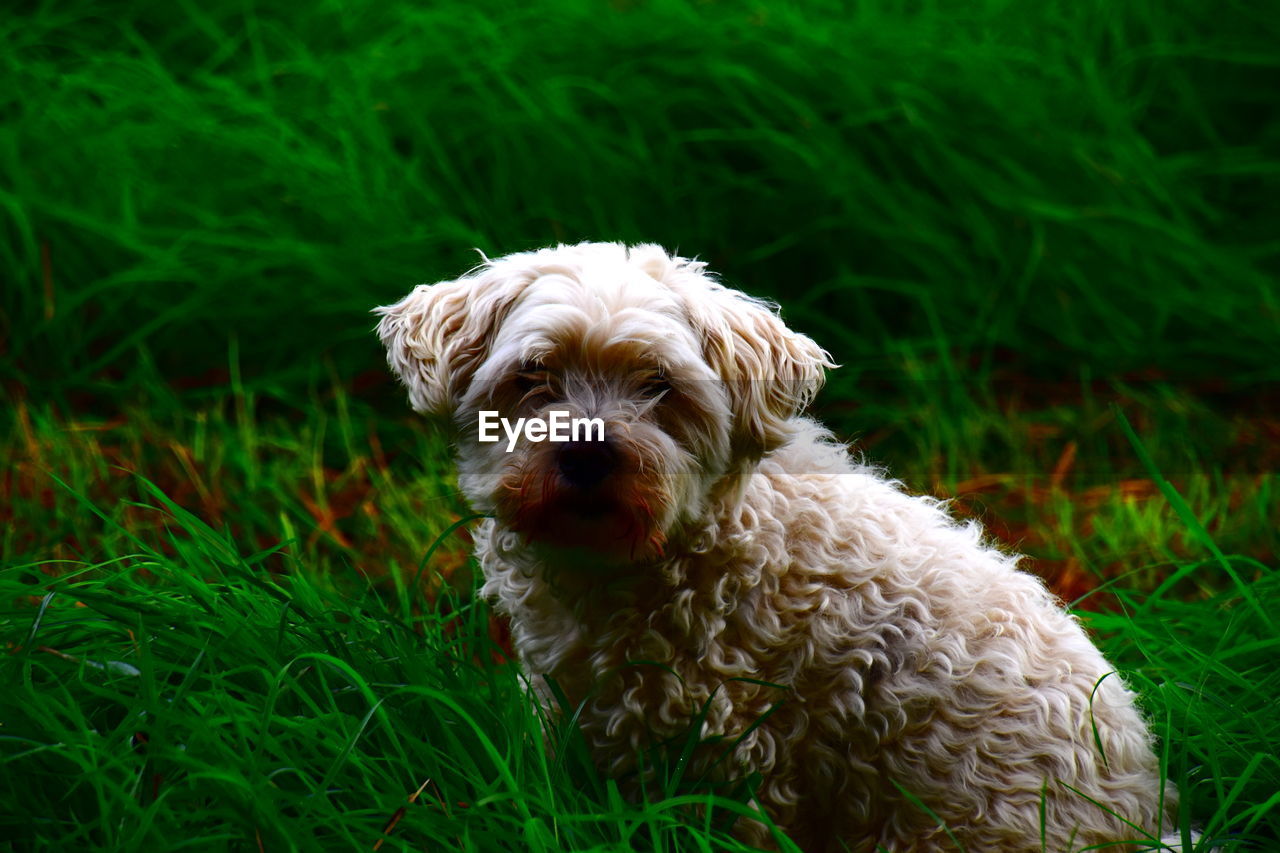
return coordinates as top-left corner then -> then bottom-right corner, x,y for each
376,242 -> 1184,851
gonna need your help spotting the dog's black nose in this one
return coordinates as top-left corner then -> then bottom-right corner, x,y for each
557,440 -> 616,489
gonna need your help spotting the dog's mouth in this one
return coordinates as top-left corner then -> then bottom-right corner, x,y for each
559,494 -> 616,521
504,487 -> 665,560
535,499 -> 660,554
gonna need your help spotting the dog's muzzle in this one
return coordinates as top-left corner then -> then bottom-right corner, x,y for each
556,440 -> 617,490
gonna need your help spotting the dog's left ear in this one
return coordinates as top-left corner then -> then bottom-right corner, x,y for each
696,288 -> 833,459
373,262 -> 534,416
672,266 -> 835,459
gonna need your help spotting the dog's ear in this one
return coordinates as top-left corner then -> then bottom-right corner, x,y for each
696,287 -> 833,458
672,267 -> 834,459
374,263 -> 533,415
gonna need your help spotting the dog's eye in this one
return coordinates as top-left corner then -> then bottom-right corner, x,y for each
515,362 -> 552,397
643,370 -> 671,398
516,371 -> 546,392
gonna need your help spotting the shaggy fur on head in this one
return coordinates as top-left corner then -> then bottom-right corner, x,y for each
376,242 -> 1184,852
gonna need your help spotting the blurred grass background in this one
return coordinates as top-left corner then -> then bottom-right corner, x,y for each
2,0 -> 1278,849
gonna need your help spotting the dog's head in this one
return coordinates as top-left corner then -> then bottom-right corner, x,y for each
375,242 -> 831,564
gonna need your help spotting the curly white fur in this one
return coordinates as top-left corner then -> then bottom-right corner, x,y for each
376,242 -> 1186,852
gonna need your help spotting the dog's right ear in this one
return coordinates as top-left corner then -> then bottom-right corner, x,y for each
374,263 -> 533,415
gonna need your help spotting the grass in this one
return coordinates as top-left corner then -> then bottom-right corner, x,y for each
2,0 -> 1278,849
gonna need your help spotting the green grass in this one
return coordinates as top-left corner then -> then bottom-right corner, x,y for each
4,0 -> 1278,393
2,0 -> 1278,849
0,501 -> 767,851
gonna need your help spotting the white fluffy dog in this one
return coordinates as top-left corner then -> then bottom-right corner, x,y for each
376,242 -> 1182,852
